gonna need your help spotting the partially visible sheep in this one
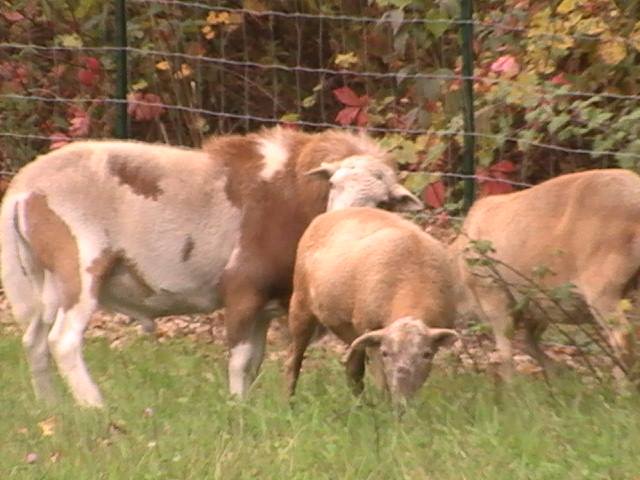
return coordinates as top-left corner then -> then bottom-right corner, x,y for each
450,169 -> 640,380
286,207 -> 458,402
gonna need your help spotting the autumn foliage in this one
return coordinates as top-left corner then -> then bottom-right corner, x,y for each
1,0 -> 639,213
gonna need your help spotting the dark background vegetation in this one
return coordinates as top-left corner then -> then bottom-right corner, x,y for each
2,0 -> 639,211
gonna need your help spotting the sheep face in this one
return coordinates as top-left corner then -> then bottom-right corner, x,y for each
305,156 -> 423,212
346,317 -> 458,401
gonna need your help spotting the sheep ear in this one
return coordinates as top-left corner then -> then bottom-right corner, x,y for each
427,328 -> 459,349
342,330 -> 384,365
304,162 -> 341,179
389,184 -> 423,212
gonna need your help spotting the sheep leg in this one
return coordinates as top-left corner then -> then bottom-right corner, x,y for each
23,316 -> 57,403
522,318 -> 559,373
584,290 -> 637,380
579,257 -> 640,380
224,286 -> 270,399
19,271 -> 61,403
472,285 -> 515,381
48,299 -> 103,408
285,292 -> 317,396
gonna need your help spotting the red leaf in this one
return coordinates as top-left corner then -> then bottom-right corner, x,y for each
2,10 -> 24,22
335,106 -> 360,126
127,92 -> 165,122
480,180 -> 514,197
333,86 -> 363,107
550,73 -> 570,86
69,111 -> 90,137
490,54 -> 520,78
77,69 -> 98,87
424,180 -> 446,209
82,56 -> 102,73
490,160 -> 517,174
355,109 -> 369,127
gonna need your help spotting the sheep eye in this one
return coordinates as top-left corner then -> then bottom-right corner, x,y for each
381,350 -> 389,358
422,350 -> 432,359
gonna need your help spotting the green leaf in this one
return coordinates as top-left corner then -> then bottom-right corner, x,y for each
403,172 -> 433,193
393,139 -> 417,164
75,0 -> 99,20
616,140 -> 640,169
425,9 -> 450,38
424,142 -> 447,166
547,113 -> 570,134
550,283 -> 577,302
415,78 -> 441,100
382,8 -> 405,35
531,265 -> 554,279
393,30 -> 409,57
469,239 -> 495,255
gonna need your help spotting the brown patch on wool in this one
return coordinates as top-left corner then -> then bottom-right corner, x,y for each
108,153 -> 164,200
24,193 -> 81,311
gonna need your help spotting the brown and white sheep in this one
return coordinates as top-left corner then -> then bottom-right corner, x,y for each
286,207 -> 458,402
1,127 -> 422,407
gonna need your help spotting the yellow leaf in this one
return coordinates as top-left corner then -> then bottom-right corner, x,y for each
56,33 -> 83,48
38,416 -> 57,437
552,33 -> 574,50
556,0 -> 578,15
155,60 -> 171,71
574,16 -> 607,35
207,11 -> 230,25
201,25 -> 216,40
334,52 -> 359,69
618,298 -> 633,313
131,79 -> 148,91
598,36 -> 627,65
563,11 -> 583,28
527,7 -> 551,38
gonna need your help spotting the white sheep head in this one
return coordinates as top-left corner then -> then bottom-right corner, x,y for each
344,316 -> 458,402
305,156 -> 423,212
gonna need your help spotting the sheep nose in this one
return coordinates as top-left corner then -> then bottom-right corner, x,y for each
396,365 -> 411,378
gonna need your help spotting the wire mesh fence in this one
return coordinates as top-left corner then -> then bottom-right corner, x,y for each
1,0 -> 639,213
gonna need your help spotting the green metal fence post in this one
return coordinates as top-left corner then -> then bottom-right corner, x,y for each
460,0 -> 475,211
115,0 -> 128,139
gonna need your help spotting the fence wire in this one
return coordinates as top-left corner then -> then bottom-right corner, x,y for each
1,1 -> 639,210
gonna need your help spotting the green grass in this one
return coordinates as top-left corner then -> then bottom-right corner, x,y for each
1,335 -> 639,479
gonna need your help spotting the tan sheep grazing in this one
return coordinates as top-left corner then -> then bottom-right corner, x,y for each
450,169 -> 640,380
286,207 -> 458,402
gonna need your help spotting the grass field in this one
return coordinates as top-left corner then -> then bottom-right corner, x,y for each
1,334 -> 639,480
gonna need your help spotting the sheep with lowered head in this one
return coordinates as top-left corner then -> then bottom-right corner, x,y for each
286,207 -> 458,402
450,168 -> 640,381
